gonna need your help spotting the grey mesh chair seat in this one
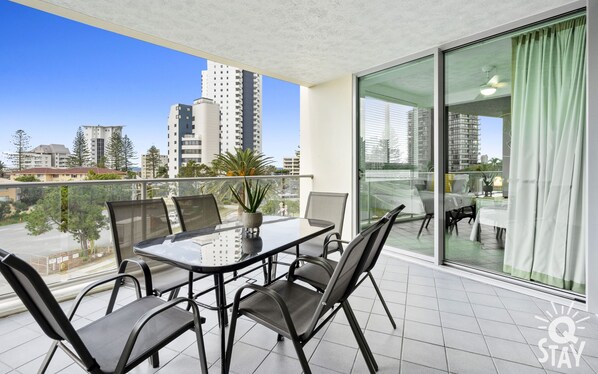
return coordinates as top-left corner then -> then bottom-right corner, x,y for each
149,266 -> 205,296
226,216 -> 388,374
77,296 -> 195,373
292,258 -> 337,290
0,248 -> 208,374
291,239 -> 340,258
292,205 -> 406,329
238,280 -> 323,340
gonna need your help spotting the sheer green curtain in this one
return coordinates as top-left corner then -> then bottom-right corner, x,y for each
504,16 -> 586,293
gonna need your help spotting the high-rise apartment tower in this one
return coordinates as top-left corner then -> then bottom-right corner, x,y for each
167,98 -> 221,176
82,125 -> 123,166
201,61 -> 262,153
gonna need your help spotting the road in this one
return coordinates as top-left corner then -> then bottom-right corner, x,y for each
0,222 -> 113,256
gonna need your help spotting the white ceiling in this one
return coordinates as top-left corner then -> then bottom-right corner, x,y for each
15,0 -> 579,86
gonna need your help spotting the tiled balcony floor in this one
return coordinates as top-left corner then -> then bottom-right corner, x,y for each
1,254 -> 597,374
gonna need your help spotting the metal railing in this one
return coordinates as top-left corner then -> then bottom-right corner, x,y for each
0,175 -> 313,299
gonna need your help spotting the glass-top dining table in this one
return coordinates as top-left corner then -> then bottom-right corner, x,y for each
133,216 -> 334,373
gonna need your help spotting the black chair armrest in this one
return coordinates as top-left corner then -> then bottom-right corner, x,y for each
116,297 -> 206,374
118,258 -> 153,296
323,237 -> 348,257
287,256 -> 335,282
67,273 -> 142,320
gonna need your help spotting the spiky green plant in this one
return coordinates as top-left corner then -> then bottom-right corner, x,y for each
229,177 -> 271,213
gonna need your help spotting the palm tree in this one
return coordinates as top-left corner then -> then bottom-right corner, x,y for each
211,148 -> 273,176
210,149 -> 274,214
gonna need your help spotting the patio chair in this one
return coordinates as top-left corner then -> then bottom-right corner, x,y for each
291,204 -> 405,329
225,216 -> 388,374
0,248 -> 208,374
106,199 -> 205,301
172,194 -> 222,232
285,191 -> 348,258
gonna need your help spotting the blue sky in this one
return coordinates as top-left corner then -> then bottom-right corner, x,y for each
478,116 -> 503,159
0,1 -> 299,167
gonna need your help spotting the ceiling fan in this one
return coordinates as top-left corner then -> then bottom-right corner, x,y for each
478,65 -> 509,97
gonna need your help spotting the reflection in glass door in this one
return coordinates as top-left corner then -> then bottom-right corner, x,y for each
358,56 -> 435,257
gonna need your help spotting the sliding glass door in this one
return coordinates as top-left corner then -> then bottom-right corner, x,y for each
443,13 -> 587,294
357,12 -> 586,294
358,56 -> 435,258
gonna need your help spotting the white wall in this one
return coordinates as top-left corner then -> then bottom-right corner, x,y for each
300,75 -> 354,239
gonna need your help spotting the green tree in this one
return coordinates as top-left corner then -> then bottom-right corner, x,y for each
178,161 -> 215,178
69,127 -> 90,167
14,175 -> 42,207
96,155 -> 107,168
105,131 -> 123,170
145,146 -> 161,178
24,172 -> 125,252
122,135 -> 136,172
87,170 -> 123,180
211,148 -> 273,176
210,149 -> 274,212
9,129 -> 31,171
0,160 -> 6,178
0,201 -> 11,221
156,165 -> 169,178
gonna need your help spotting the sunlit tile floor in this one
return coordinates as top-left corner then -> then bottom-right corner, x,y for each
1,253 -> 597,373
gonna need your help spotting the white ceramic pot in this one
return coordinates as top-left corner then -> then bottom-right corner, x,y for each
242,212 -> 263,230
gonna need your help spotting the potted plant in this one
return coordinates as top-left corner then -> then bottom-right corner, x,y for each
229,177 -> 271,233
481,170 -> 495,197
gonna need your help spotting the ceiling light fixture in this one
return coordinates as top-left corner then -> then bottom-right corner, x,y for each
480,84 -> 497,96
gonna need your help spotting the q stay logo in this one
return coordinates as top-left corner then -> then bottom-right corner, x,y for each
535,301 -> 589,369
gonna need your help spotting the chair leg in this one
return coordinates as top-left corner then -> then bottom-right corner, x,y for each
342,301 -> 378,373
189,302 -> 209,374
291,338 -> 311,374
425,214 -> 432,228
38,341 -> 59,373
368,272 -> 396,329
225,304 -> 240,373
417,218 -> 426,239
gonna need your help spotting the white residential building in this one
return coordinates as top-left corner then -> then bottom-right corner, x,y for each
82,125 -> 123,166
201,61 -> 262,154
167,98 -> 221,176
283,150 -> 300,175
15,144 -> 71,169
141,150 -> 168,179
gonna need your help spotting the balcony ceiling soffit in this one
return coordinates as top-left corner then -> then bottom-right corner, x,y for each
16,0 -> 578,87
